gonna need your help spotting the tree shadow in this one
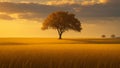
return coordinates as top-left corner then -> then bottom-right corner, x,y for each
0,38 -> 120,45
0,42 -> 28,45
64,38 -> 120,44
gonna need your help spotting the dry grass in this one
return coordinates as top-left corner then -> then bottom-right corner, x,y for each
0,38 -> 120,68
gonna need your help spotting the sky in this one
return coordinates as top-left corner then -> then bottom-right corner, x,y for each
0,0 -> 120,38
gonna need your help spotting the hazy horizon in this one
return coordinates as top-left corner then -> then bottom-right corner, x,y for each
0,17 -> 119,38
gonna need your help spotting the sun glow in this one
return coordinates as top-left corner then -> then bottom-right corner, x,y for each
81,0 -> 108,6
10,14 -> 18,19
81,0 -> 95,6
46,0 -> 76,5
99,0 -> 108,4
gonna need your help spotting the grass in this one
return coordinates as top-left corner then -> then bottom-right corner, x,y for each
0,38 -> 120,68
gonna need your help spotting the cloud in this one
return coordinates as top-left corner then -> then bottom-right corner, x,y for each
18,13 -> 44,21
45,0 -> 110,6
108,0 -> 120,3
0,14 -> 14,20
0,1 -> 119,21
0,2 -> 74,15
0,2 -> 57,14
79,3 -> 120,17
45,0 -> 80,5
98,0 -> 108,4
75,0 -> 120,17
0,2 -> 74,21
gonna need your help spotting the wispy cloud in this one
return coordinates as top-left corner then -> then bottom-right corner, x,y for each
0,14 -> 14,20
45,0 -> 80,5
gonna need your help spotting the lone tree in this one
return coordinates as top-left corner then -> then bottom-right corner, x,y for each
102,35 -> 106,38
41,11 -> 82,39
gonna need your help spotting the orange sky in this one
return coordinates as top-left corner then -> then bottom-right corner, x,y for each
0,0 -> 120,38
0,17 -> 119,38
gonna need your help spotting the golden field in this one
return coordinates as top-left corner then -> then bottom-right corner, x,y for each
0,38 -> 120,68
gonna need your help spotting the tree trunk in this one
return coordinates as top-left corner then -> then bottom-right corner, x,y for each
59,33 -> 62,39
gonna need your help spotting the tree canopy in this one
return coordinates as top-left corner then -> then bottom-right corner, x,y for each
41,11 -> 82,39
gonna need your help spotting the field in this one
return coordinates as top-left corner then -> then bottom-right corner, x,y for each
0,38 -> 120,68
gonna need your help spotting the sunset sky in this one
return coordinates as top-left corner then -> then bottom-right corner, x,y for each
0,0 -> 120,38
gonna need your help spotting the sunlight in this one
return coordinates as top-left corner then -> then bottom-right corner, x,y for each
0,1 -> 120,68
81,0 -> 108,5
46,0 -> 76,5
81,0 -> 95,6
98,0 -> 108,4
10,14 -> 18,19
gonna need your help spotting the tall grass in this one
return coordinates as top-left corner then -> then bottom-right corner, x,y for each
0,44 -> 120,68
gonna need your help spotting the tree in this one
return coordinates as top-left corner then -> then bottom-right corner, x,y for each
102,35 -> 106,38
111,34 -> 116,38
41,11 -> 82,39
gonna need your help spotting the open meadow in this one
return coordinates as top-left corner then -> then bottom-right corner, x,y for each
0,38 -> 120,68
